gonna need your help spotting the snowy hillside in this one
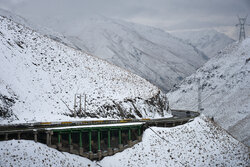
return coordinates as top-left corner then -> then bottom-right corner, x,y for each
167,39 -> 250,146
3,9 -> 208,93
172,29 -> 235,58
0,140 -> 96,167
0,15 -> 170,124
0,116 -> 248,166
59,16 -> 208,93
0,8 -> 75,48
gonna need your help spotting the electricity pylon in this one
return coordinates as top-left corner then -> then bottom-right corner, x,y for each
236,15 -> 250,41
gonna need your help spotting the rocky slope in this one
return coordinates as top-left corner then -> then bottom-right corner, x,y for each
0,15 -> 170,124
167,38 -> 250,146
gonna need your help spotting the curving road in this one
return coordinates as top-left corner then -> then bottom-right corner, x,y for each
0,109 -> 199,133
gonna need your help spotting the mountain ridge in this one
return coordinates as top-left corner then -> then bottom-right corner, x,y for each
0,8 -> 209,93
171,29 -> 235,58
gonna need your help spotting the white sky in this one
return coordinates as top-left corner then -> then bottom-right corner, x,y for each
0,0 -> 249,39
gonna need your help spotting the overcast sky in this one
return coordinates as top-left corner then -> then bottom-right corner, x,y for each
0,0 -> 249,39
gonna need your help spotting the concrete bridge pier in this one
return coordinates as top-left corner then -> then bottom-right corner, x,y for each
79,147 -> 84,156
4,133 -> 8,140
89,151 -> 93,160
17,132 -> 21,140
68,132 -> 74,153
88,130 -> 93,160
118,129 -> 123,151
57,132 -> 62,150
33,131 -> 38,142
46,131 -> 53,146
79,131 -> 84,156
107,148 -> 113,156
137,128 -> 142,141
97,130 -> 102,160
107,130 -> 113,155
97,150 -> 102,160
128,128 -> 132,147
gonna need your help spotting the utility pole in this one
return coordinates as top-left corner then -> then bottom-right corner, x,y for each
79,94 -> 82,114
197,78 -> 202,113
74,94 -> 77,117
236,15 -> 250,41
74,93 -> 86,117
84,94 -> 86,114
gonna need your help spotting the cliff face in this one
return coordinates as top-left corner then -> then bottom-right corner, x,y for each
0,16 -> 169,124
89,91 -> 169,119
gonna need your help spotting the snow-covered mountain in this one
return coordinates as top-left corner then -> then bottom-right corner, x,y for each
51,16 -> 209,93
0,9 -> 208,93
167,39 -> 250,146
0,15 -> 170,124
1,116 -> 249,166
172,29 -> 235,58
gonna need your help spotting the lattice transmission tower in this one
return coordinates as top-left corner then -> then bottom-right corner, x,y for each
236,15 -> 250,41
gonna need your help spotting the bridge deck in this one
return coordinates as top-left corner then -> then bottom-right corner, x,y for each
0,110 -> 199,133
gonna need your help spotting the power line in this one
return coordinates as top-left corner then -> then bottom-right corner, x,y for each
190,59 -> 246,111
145,124 -> 185,166
197,78 -> 202,112
95,162 -> 103,167
145,124 -> 169,143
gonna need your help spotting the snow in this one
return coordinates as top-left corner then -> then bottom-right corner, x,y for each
1,116 -> 248,167
100,116 -> 249,167
58,16 -> 209,92
0,8 -> 75,49
0,15 -> 170,124
0,8 -> 248,167
167,38 -> 250,146
0,140 -> 96,167
171,29 -> 235,58
0,9 -> 208,92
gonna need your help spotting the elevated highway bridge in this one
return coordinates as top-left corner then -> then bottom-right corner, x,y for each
0,110 -> 199,160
